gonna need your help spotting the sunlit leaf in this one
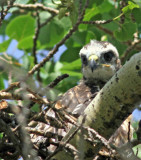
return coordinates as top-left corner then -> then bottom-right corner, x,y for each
0,39 -> 12,52
114,22 -> 137,41
18,36 -> 40,50
0,77 -> 4,90
122,1 -> 139,14
6,14 -> 35,41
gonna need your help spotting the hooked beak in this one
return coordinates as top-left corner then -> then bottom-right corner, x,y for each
88,55 -> 98,72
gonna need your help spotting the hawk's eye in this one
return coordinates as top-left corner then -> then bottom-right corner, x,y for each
103,51 -> 114,62
81,54 -> 87,64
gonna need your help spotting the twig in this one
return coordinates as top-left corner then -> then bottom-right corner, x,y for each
136,148 -> 139,157
0,5 -> 4,21
128,121 -> 131,141
29,111 -> 64,129
26,88 -> 49,104
32,11 -> 42,82
32,11 -> 40,65
0,0 -> 16,27
47,74 -> 69,88
26,127 -> 63,140
13,3 -> 69,16
0,91 -> 49,104
119,0 -> 127,24
45,115 -> 64,129
78,0 -> 82,16
82,19 -> 113,25
85,127 -> 113,152
28,0 -> 89,75
1,82 -> 20,92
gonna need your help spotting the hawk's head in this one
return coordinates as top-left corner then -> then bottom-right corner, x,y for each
79,40 -> 121,84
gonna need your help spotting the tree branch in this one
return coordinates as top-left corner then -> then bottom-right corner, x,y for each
13,3 -> 69,16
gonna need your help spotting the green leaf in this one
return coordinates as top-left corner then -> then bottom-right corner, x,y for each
22,55 -> 34,69
59,8 -> 67,19
85,31 -> 96,44
61,59 -> 81,71
133,144 -> 141,158
40,68 -> 48,79
0,20 -> 8,35
6,15 -> 35,41
84,5 -> 99,21
39,19 -> 65,48
60,47 -> 80,62
69,30 -> 95,47
114,22 -> 137,41
15,0 -> 29,4
18,36 -> 40,50
134,0 -> 141,7
84,1 -> 112,21
122,1 -> 139,14
132,8 -> 141,23
0,133 -> 3,139
0,0 -> 8,5
0,39 -> 12,52
133,132 -> 137,139
31,104 -> 40,112
54,61 -> 63,72
69,3 -> 78,26
45,61 -> 55,73
61,70 -> 82,78
56,76 -> 79,93
46,88 -> 60,101
39,12 -> 51,24
0,77 -> 4,90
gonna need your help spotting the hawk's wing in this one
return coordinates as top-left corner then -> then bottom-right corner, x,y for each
55,82 -> 99,116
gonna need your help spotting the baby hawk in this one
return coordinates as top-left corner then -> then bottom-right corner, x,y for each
56,40 -> 121,116
55,40 -> 132,147
80,40 -> 120,84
